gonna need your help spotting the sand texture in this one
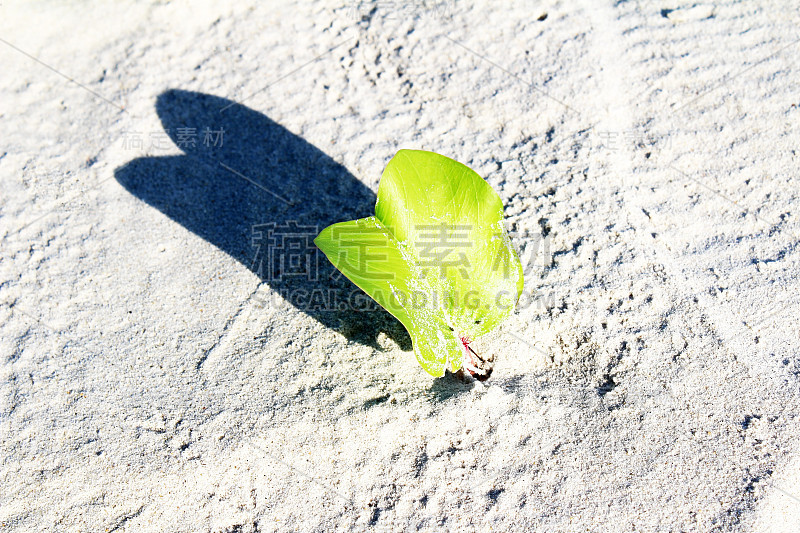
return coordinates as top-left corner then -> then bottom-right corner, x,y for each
1,1 -> 799,531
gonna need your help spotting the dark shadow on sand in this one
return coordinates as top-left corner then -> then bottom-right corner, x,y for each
114,89 -> 411,350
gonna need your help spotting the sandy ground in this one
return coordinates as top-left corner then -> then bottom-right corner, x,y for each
1,1 -> 799,531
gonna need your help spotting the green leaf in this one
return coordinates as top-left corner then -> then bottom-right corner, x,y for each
315,150 -> 523,377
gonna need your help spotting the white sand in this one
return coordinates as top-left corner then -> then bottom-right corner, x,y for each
1,1 -> 799,531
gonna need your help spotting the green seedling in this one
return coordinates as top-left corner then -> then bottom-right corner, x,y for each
315,150 -> 523,378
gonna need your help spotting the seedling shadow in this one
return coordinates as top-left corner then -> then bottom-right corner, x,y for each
429,371 -> 477,401
114,89 -> 411,350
